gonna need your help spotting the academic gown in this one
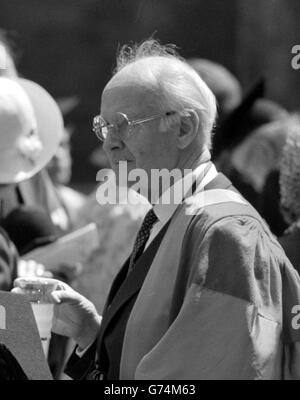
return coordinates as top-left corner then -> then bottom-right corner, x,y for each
65,173 -> 300,380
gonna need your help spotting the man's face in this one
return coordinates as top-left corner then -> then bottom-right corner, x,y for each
101,77 -> 179,196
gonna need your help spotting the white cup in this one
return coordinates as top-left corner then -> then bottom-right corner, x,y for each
13,277 -> 59,356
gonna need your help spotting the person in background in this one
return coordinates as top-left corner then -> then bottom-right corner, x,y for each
0,76 -> 74,380
0,227 -> 18,291
46,125 -> 86,227
279,115 -> 300,275
211,79 -> 289,235
0,29 -> 72,233
0,76 -> 62,220
187,58 -> 242,123
229,118 -> 290,236
0,49 -> 55,289
0,32 -> 83,379
0,29 -> 18,78
259,169 -> 287,237
188,63 -> 288,235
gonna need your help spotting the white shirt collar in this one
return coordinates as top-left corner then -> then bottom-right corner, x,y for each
153,162 -> 218,224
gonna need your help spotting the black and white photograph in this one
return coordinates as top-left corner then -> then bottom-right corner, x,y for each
0,0 -> 300,384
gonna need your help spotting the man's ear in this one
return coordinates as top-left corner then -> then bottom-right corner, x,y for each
176,110 -> 199,149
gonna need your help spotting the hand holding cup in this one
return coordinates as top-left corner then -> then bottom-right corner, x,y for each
51,282 -> 102,351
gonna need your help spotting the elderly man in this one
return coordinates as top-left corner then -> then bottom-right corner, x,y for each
52,40 -> 300,380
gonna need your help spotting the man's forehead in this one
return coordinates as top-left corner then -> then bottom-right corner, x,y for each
101,78 -> 159,115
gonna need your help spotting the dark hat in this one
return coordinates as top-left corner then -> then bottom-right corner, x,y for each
212,78 -> 265,157
212,78 -> 288,158
1,205 -> 57,255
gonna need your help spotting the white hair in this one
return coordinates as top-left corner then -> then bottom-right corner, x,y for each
113,40 -> 217,149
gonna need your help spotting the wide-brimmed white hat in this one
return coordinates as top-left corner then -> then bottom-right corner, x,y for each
0,77 -> 63,184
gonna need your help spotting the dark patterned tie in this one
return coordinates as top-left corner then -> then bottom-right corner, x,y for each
128,208 -> 158,273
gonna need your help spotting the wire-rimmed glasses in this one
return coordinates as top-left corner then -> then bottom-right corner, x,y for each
92,111 -> 176,142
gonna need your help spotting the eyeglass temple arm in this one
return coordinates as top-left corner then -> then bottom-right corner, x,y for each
129,111 -> 176,126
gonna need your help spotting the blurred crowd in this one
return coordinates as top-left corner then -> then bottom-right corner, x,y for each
1,30 -> 300,379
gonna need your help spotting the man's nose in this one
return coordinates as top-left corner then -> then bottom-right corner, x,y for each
103,130 -> 124,152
